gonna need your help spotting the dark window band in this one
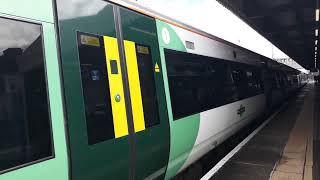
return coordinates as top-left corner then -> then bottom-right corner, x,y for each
164,49 -> 264,120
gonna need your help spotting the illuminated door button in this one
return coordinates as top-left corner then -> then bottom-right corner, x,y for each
115,94 -> 121,102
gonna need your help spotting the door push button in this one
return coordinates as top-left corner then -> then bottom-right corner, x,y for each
115,94 -> 121,102
110,60 -> 118,74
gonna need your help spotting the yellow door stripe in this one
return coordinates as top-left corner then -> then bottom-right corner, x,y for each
124,40 -> 146,132
104,36 -> 129,138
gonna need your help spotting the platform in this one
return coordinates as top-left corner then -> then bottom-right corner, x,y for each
202,84 -> 318,180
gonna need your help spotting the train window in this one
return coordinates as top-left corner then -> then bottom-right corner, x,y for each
209,61 -> 237,106
245,70 -> 255,96
283,73 -> 288,86
135,44 -> 160,128
165,49 -> 236,120
165,49 -> 202,119
231,64 -> 249,99
245,68 -> 263,96
77,32 -> 115,145
278,72 -> 287,88
0,18 -> 53,172
272,71 -> 281,89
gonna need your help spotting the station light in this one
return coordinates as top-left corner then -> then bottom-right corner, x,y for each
317,9 -> 320,21
316,29 -> 319,36
316,46 -> 318,51
316,40 -> 318,45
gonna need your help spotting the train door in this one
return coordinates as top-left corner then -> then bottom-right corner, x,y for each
0,0 -> 68,180
55,1 -> 130,180
119,8 -> 170,179
55,0 -> 169,179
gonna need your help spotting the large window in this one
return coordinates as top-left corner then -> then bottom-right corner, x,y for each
165,49 -> 263,120
0,18 -> 53,172
165,49 -> 241,120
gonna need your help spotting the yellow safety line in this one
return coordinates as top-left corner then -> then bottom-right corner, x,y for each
104,36 -> 129,138
124,40 -> 146,132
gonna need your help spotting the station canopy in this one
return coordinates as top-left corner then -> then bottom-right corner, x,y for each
217,0 -> 317,70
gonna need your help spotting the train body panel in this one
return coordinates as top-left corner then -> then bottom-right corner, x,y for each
0,1 -> 68,180
156,20 -> 197,179
0,1 -> 308,180
180,94 -> 266,172
156,19 -> 268,179
0,0 -> 54,23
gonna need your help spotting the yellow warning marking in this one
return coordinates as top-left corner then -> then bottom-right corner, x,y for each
80,34 -> 100,47
104,36 -> 128,138
155,63 -> 160,73
124,40 -> 146,132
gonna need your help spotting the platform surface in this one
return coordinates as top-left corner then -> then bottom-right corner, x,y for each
209,85 -> 315,180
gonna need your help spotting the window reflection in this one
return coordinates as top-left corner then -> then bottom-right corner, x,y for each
0,17 -> 52,172
77,32 -> 115,145
135,44 -> 160,128
165,49 -> 263,120
56,0 -> 110,20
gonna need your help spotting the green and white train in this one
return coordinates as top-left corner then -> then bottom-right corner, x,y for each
0,0 -> 306,180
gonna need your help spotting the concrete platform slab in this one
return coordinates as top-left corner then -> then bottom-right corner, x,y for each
271,171 -> 303,180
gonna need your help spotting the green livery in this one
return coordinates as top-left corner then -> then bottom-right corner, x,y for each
156,20 -> 201,179
0,1 -> 305,180
0,0 -> 68,180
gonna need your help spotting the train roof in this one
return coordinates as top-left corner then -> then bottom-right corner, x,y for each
108,0 -> 301,74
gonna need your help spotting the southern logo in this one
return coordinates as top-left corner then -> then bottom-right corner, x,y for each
237,105 -> 246,116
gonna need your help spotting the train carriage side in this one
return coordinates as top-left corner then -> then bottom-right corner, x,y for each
155,20 -> 268,179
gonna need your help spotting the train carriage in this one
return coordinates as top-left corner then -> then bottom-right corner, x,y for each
0,0 -> 306,180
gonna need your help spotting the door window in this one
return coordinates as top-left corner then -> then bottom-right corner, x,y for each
77,32 -> 115,145
135,44 -> 160,128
